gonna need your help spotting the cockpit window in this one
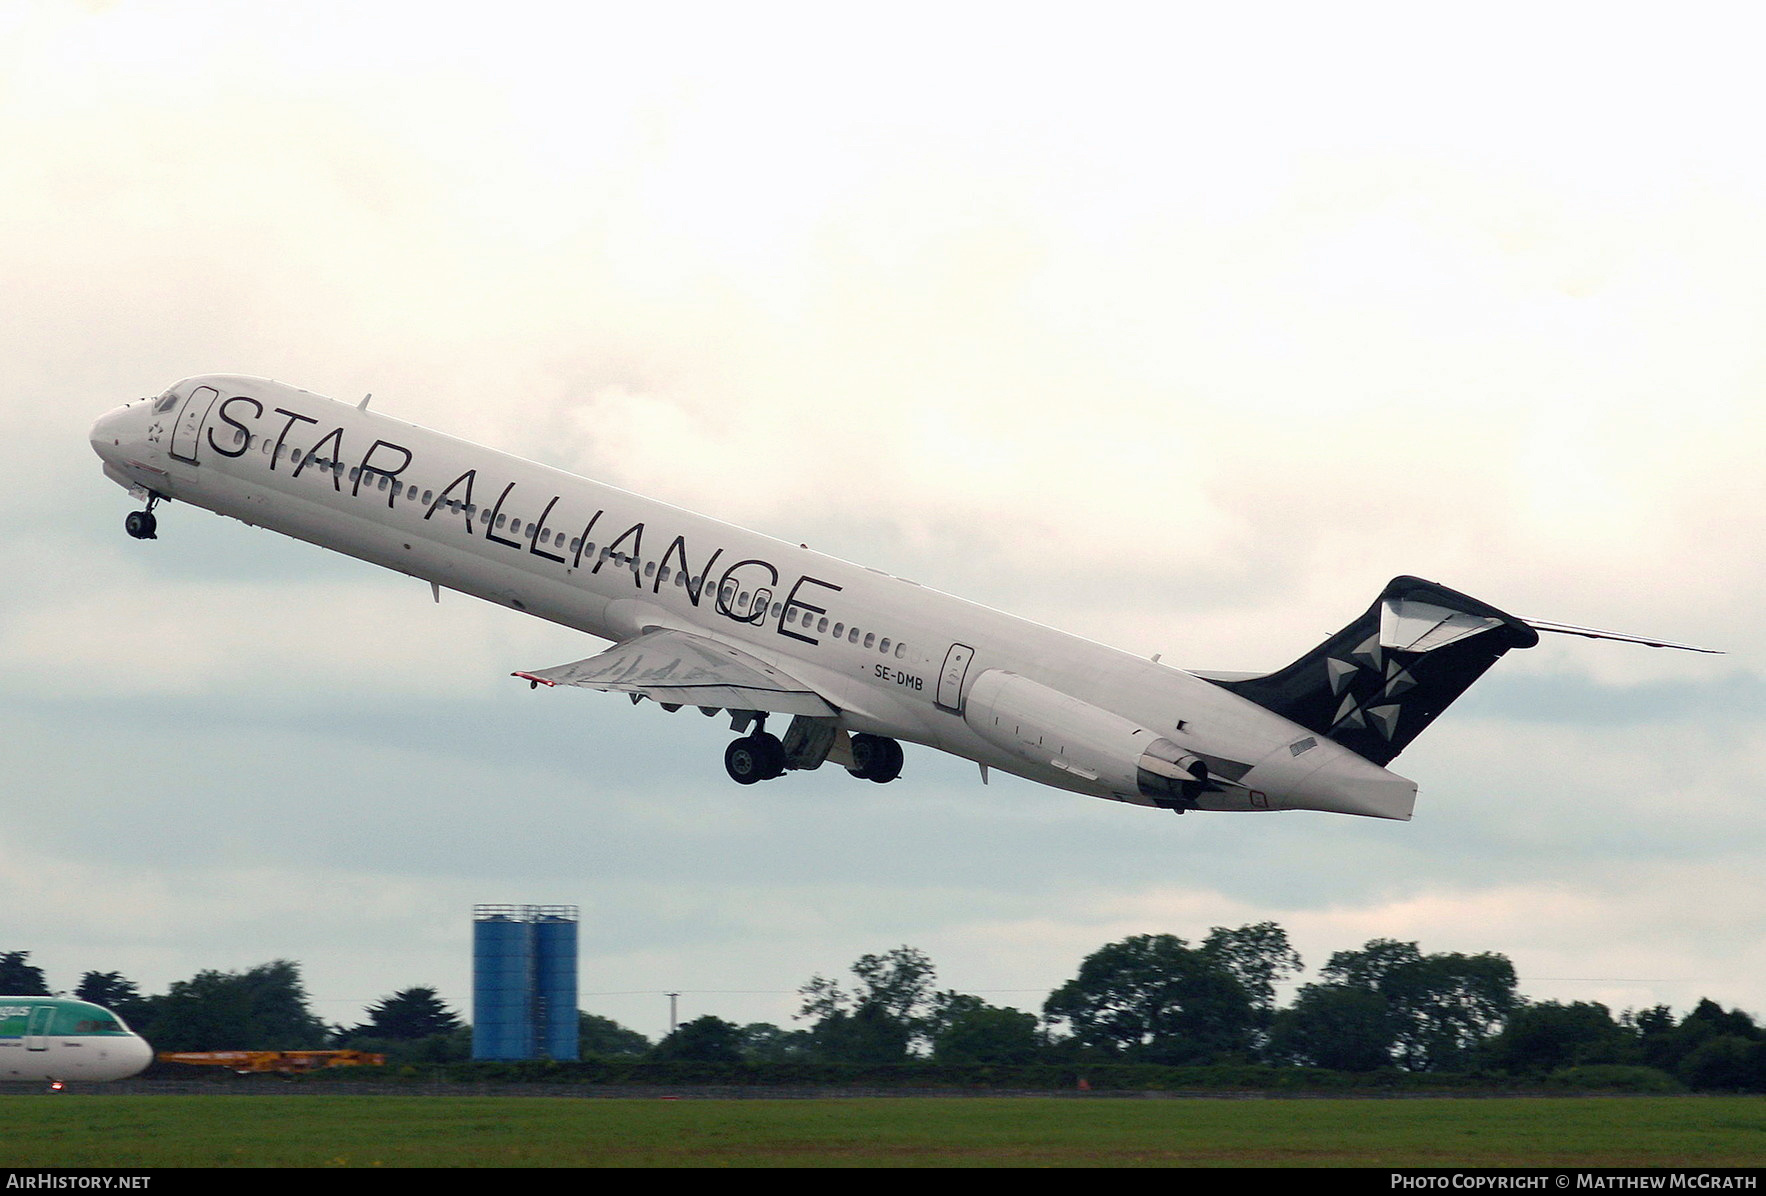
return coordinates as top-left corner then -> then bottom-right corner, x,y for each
154,392 -> 180,413
72,1013 -> 125,1034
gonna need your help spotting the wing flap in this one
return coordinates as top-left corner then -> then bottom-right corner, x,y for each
515,628 -> 839,717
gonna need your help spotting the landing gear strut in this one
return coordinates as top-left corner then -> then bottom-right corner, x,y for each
125,494 -> 162,540
848,733 -> 904,783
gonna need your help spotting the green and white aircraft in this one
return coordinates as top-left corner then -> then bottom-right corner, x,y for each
0,997 -> 153,1084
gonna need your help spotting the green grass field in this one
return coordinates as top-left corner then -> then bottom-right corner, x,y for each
2,1094 -> 1763,1167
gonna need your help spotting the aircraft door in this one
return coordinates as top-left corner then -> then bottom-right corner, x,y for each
24,1005 -> 51,1052
168,384 -> 220,464
936,643 -> 975,713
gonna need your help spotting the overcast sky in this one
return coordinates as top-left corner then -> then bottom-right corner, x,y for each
2,0 -> 1762,1043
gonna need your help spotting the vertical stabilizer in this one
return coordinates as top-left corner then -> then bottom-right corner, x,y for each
1209,576 -> 1538,765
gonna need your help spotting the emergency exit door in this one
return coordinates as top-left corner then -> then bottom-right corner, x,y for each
936,643 -> 974,713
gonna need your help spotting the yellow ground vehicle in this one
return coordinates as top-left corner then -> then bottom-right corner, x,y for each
157,1049 -> 386,1075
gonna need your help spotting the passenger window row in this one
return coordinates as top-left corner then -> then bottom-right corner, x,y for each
242,438 -> 910,656
780,604 -> 908,658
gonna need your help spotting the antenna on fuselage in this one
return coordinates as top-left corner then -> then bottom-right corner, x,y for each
358,393 -> 372,410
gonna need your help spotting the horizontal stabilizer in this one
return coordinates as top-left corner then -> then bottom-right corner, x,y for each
1521,619 -> 1721,654
516,628 -> 839,717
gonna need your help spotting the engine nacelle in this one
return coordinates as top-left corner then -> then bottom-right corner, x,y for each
962,669 -> 1206,806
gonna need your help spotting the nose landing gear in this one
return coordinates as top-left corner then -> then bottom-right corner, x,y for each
124,494 -> 163,540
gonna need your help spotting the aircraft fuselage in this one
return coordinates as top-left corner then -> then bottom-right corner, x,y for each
91,375 -> 1425,819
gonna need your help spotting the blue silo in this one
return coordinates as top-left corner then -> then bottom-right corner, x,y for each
472,909 -> 533,1060
534,911 -> 580,1061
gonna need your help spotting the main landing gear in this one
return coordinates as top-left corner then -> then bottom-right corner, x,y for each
124,493 -> 163,540
847,733 -> 904,784
721,717 -> 904,786
724,730 -> 787,785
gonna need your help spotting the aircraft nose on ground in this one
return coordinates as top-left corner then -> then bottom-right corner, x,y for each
110,1034 -> 154,1080
124,1035 -> 154,1078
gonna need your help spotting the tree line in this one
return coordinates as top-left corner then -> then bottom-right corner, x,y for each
6,922 -> 1763,1091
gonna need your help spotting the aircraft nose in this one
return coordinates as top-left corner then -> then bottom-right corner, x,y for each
119,1034 -> 154,1080
90,405 -> 129,461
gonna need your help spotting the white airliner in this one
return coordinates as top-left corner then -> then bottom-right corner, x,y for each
90,376 -> 1714,822
0,997 -> 154,1084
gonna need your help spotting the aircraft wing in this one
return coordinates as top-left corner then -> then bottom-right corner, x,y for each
514,628 -> 840,717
